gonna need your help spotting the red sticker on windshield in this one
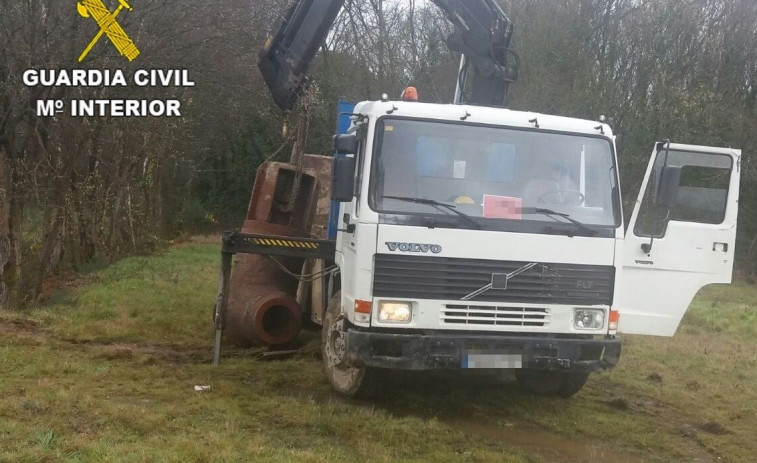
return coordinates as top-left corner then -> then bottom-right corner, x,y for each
483,195 -> 522,219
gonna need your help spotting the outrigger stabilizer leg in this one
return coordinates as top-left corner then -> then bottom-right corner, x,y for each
213,247 -> 233,366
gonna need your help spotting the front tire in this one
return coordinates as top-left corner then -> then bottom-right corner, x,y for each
515,370 -> 590,398
322,291 -> 377,398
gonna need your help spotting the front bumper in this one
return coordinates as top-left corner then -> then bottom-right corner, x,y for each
345,330 -> 622,371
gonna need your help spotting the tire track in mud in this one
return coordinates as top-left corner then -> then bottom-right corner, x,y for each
0,318 -> 729,462
367,369 -> 721,463
443,416 -> 645,463
0,316 -> 218,363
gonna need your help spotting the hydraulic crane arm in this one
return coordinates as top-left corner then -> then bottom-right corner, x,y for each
258,0 -> 345,111
430,0 -> 519,107
258,0 -> 519,110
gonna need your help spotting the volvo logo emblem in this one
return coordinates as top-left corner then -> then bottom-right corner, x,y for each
385,242 -> 442,254
461,263 -> 559,301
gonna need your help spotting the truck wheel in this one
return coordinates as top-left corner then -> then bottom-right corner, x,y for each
322,291 -> 377,398
515,370 -> 590,398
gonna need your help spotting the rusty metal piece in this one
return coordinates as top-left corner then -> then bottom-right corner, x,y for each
226,159 -> 319,347
302,154 -> 333,238
225,220 -> 304,347
224,155 -> 333,347
246,161 -> 319,233
226,285 -> 302,347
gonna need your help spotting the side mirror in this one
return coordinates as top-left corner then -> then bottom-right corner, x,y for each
332,156 -> 356,202
656,165 -> 682,209
333,134 -> 358,154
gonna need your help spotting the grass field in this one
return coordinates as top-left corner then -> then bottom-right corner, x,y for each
1,237 -> 756,462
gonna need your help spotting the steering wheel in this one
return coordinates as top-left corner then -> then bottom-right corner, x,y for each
537,189 -> 585,206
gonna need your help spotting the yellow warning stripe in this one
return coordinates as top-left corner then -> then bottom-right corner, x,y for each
250,238 -> 319,249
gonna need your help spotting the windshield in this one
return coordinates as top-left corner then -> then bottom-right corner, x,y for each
370,118 -> 620,229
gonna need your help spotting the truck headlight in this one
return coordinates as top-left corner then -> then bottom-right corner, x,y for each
378,301 -> 412,323
574,309 -> 605,330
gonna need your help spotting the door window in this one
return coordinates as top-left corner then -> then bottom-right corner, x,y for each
634,149 -> 732,237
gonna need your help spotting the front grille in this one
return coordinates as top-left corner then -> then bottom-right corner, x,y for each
373,254 -> 614,305
442,305 -> 550,327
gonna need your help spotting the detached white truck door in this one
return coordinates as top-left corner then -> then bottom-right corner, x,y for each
618,142 -> 741,336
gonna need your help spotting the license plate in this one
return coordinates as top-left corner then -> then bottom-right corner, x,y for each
462,351 -> 523,369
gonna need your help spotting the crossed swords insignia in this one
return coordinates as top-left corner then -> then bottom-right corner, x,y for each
77,0 -> 140,62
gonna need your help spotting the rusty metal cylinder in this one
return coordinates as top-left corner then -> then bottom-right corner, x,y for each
224,159 -> 330,347
224,220 -> 304,347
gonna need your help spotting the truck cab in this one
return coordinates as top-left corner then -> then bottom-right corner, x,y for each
321,99 -> 740,397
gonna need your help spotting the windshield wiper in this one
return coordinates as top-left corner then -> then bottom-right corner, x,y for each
384,196 -> 483,230
522,207 -> 597,237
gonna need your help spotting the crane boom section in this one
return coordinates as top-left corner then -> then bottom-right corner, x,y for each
258,0 -> 518,110
429,0 -> 518,107
258,0 -> 345,111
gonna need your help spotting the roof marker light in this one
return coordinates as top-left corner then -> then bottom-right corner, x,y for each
401,86 -> 418,101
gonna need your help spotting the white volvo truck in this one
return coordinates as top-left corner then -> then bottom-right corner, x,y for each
212,0 -> 741,398
318,100 -> 740,397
